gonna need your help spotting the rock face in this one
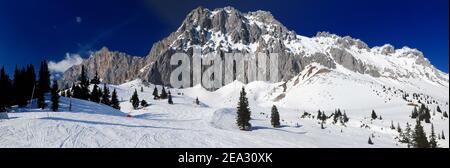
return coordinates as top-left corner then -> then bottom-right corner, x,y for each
61,47 -> 147,86
60,6 -> 449,89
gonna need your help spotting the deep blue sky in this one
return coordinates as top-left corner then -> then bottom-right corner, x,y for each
0,0 -> 448,74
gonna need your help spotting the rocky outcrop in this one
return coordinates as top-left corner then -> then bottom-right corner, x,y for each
61,47 -> 146,86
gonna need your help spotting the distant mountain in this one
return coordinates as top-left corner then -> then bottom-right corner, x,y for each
61,6 -> 448,90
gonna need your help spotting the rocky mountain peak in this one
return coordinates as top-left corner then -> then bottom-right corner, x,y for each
60,6 -> 448,90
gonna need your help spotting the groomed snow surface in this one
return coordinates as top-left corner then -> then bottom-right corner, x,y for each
1,70 -> 448,148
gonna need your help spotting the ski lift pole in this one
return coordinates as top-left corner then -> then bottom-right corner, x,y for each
29,83 -> 36,110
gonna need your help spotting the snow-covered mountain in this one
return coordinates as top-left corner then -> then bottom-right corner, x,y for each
62,6 -> 448,89
2,6 -> 448,148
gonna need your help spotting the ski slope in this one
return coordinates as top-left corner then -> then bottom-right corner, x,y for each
1,69 -> 448,148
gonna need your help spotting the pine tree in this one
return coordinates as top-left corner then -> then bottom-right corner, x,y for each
152,87 -> 159,99
443,111 -> 448,118
320,111 -> 327,122
411,107 -> 419,119
271,105 -> 280,128
368,137 -> 374,145
111,89 -> 120,110
38,61 -> 50,93
51,80 -> 59,112
397,123 -> 402,133
90,71 -> 100,85
400,122 -> 412,148
0,66 -> 12,112
436,106 -> 442,113
36,64 -> 47,109
141,86 -> 144,92
343,112 -> 349,123
371,110 -> 377,120
101,84 -> 111,105
317,110 -> 322,121
72,84 -> 82,99
412,120 -> 429,148
79,65 -> 90,100
442,130 -> 445,140
195,97 -> 200,105
130,89 -> 139,110
141,100 -> 149,107
168,91 -> 173,104
418,104 -> 426,121
423,107 -> 431,123
236,87 -> 251,131
13,66 -> 28,107
90,84 -> 101,103
65,89 -> 72,98
390,121 -> 395,130
160,86 -> 168,99
429,124 -> 438,148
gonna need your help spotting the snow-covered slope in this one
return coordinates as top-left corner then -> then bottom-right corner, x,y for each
1,78 -> 448,148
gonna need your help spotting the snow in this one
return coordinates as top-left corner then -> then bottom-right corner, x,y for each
1,11 -> 449,148
1,73 -> 447,148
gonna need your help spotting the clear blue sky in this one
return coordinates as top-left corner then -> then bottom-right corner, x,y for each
0,0 -> 448,74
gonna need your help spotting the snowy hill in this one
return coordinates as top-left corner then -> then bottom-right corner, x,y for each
1,79 -> 448,148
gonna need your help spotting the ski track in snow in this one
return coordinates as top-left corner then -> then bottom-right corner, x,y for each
0,75 -> 448,148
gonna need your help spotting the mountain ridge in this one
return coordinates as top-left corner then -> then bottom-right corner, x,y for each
60,6 -> 449,90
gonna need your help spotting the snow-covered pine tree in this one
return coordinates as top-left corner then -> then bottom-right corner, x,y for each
51,80 -> 59,112
412,120 -> 429,148
152,87 -> 159,99
168,91 -> 173,104
443,111 -> 448,118
101,84 -> 111,105
236,87 -> 251,131
441,130 -> 445,140
271,105 -> 280,128
429,124 -> 438,148
371,110 -> 377,120
130,89 -> 139,110
111,89 -> 120,110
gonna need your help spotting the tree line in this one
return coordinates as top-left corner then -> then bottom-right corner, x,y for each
0,61 -> 58,112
